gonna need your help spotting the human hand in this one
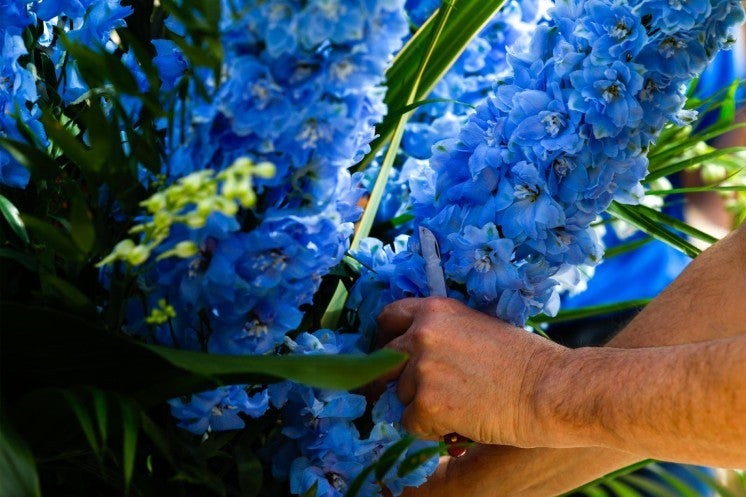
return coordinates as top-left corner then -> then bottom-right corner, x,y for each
375,296 -> 567,448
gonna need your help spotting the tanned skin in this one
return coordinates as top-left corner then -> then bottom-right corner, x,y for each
374,222 -> 746,497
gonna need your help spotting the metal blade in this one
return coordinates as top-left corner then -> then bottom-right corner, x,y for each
418,225 -> 447,297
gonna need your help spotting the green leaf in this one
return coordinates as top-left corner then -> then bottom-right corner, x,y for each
0,410 -> 42,497
21,214 -> 85,263
562,460 -> 656,496
367,0 -> 508,163
374,435 -> 415,482
144,344 -> 407,393
40,109 -> 100,175
60,390 -> 102,458
118,396 -> 139,496
344,464 -> 376,497
139,413 -> 176,468
92,389 -> 109,447
397,444 -> 443,477
603,237 -> 653,259
647,123 -> 746,164
323,0 -> 459,329
623,204 -> 719,246
532,299 -> 650,325
0,247 -> 38,272
605,478 -> 644,497
607,203 -> 701,258
637,464 -> 701,497
39,271 -> 96,313
0,194 -> 30,245
1,303 -> 407,409
646,146 -> 746,182
234,445 -> 262,497
69,194 -> 96,253
619,473 -> 683,497
580,487 -> 610,497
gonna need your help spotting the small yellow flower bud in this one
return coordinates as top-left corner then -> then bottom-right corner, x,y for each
127,245 -> 151,266
252,161 -> 276,179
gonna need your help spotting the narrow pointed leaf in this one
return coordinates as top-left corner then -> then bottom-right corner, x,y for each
533,299 -> 650,325
606,479 -> 644,497
0,411 -> 41,497
607,203 -> 701,258
397,444 -> 443,477
60,390 -> 101,457
646,146 -> 746,181
368,0 -> 508,161
1,303 -> 407,409
374,435 -> 415,482
118,396 -> 139,496
234,445 -> 262,497
618,203 -> 719,246
0,194 -> 29,245
345,465 -> 375,497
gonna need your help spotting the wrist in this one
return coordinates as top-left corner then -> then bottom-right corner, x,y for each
530,346 -> 622,448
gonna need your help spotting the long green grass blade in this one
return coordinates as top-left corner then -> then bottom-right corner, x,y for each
2,303 -> 407,409
118,396 -> 139,496
533,299 -> 650,325
0,194 -> 30,245
645,185 -> 746,196
322,0 -> 458,329
365,0 -> 508,164
607,203 -> 701,258
397,444 -> 444,477
374,435 -> 416,482
0,412 -> 42,497
61,391 -> 102,458
646,146 -> 746,182
644,464 -> 705,497
606,478 -> 645,497
621,203 -> 719,245
562,460 -> 656,497
620,473 -> 684,497
144,345 -> 407,392
648,123 -> 746,163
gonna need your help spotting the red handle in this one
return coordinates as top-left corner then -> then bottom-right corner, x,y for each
443,432 -> 471,457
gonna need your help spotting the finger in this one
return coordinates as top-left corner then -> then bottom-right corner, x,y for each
365,359 -> 407,402
376,297 -> 424,346
401,404 -> 441,441
393,359 -> 417,406
370,335 -> 412,389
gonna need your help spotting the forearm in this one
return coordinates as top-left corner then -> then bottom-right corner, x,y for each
536,334 -> 746,467
605,222 -> 746,348
406,445 -> 639,497
530,225 -> 746,465
412,225 -> 746,496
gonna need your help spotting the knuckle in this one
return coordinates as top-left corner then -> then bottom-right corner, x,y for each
422,296 -> 449,313
409,325 -> 433,347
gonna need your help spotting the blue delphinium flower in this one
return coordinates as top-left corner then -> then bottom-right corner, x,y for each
168,385 -> 270,434
353,0 -> 746,333
108,3 -> 415,495
0,0 -> 133,189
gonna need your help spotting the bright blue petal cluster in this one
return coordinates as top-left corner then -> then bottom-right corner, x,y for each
355,0 -> 744,329
259,330 -> 438,497
350,0 -> 743,488
0,0 -> 132,189
112,2 -> 426,495
360,0 -> 547,236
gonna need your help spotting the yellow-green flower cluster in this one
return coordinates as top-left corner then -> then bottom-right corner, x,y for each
97,158 -> 275,267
